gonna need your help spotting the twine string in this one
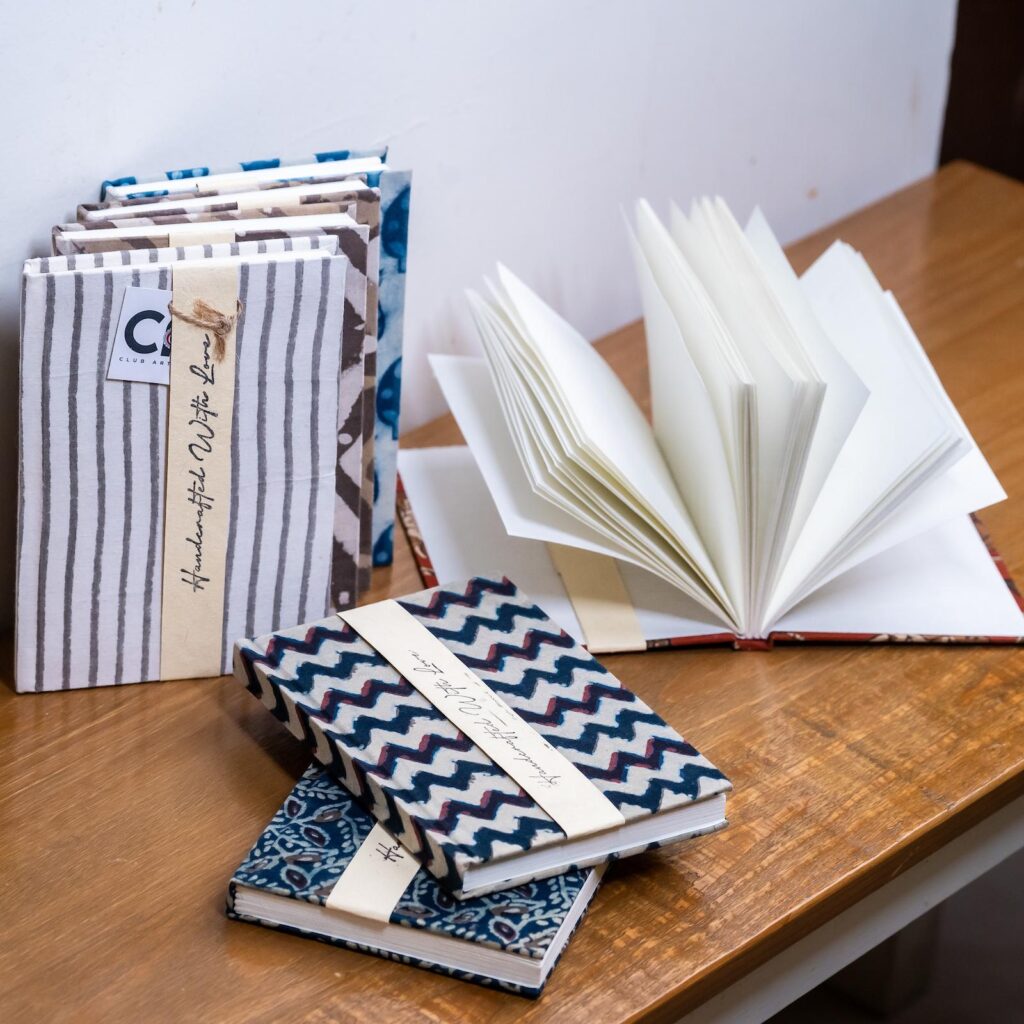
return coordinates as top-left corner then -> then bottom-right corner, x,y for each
167,298 -> 242,363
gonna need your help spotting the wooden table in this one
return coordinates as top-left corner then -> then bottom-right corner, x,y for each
2,162 -> 1023,1024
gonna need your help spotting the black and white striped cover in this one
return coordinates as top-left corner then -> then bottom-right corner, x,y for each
17,244 -> 348,691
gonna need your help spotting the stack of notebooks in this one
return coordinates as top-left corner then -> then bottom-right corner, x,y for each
230,575 -> 732,995
16,146 -> 412,692
399,198 -> 1024,651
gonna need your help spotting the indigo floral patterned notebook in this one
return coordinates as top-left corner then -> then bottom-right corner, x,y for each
233,576 -> 731,899
227,764 -> 603,997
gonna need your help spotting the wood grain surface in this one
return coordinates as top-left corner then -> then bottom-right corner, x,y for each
2,162 -> 1023,1024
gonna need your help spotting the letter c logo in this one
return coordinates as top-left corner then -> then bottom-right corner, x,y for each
124,309 -> 170,356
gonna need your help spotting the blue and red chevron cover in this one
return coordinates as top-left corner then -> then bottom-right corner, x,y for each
233,576 -> 730,897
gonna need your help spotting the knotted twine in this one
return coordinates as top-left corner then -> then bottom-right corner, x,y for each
167,298 -> 243,363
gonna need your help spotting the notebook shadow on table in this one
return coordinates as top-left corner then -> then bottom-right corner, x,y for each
215,670 -> 312,781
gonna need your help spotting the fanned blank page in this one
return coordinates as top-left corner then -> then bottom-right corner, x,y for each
630,208 -> 746,624
435,196 -> 1019,642
448,264 -> 740,628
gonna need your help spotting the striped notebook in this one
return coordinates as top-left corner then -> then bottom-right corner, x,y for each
16,242 -> 348,691
96,146 -> 411,572
59,192 -> 382,600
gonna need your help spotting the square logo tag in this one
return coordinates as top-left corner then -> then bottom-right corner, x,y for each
107,285 -> 172,385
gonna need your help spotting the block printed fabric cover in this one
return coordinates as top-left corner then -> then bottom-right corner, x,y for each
234,576 -> 731,896
228,763 -> 599,996
52,215 -> 372,612
17,249 -> 347,690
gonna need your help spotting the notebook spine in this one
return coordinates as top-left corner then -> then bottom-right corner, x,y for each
733,637 -> 774,651
232,636 -> 469,895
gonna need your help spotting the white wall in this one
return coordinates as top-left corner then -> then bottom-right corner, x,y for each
0,0 -> 956,626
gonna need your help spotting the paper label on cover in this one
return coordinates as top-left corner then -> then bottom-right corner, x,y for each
325,822 -> 420,923
340,600 -> 627,839
107,285 -> 172,385
159,264 -> 238,680
166,226 -> 236,247
548,544 -> 647,654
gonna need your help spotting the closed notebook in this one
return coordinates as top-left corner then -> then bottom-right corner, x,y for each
31,236 -> 365,612
51,212 -> 373,611
76,180 -> 384,596
77,178 -> 378,224
17,246 -> 347,691
233,575 -> 730,899
99,146 -> 411,569
228,763 -> 603,997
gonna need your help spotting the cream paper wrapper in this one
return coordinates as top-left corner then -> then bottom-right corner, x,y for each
340,600 -> 627,840
547,544 -> 647,654
325,822 -> 421,922
159,264 -> 238,680
167,226 -> 236,246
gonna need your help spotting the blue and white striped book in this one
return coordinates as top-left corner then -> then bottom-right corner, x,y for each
234,576 -> 731,898
228,764 -> 603,997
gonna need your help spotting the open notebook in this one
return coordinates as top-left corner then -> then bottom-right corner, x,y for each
416,198 -> 1024,651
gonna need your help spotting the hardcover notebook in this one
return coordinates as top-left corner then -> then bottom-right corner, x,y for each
98,146 -> 412,569
228,764 -> 604,996
17,244 -> 348,691
77,176 -> 384,595
425,198 -> 1024,652
234,575 -> 731,898
51,211 -> 374,612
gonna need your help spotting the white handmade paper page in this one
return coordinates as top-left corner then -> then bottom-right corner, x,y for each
765,242 -> 965,627
397,446 -> 726,643
471,297 -> 681,576
671,199 -> 825,629
493,265 -> 726,595
777,515 -> 1024,638
630,208 -> 748,624
430,354 -> 643,562
766,267 -> 1006,625
743,208 -> 869,564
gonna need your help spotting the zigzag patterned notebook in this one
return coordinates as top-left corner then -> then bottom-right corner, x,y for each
234,576 -> 731,898
227,764 -> 603,996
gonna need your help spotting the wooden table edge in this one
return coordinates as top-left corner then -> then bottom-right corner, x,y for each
632,766 -> 1024,1023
